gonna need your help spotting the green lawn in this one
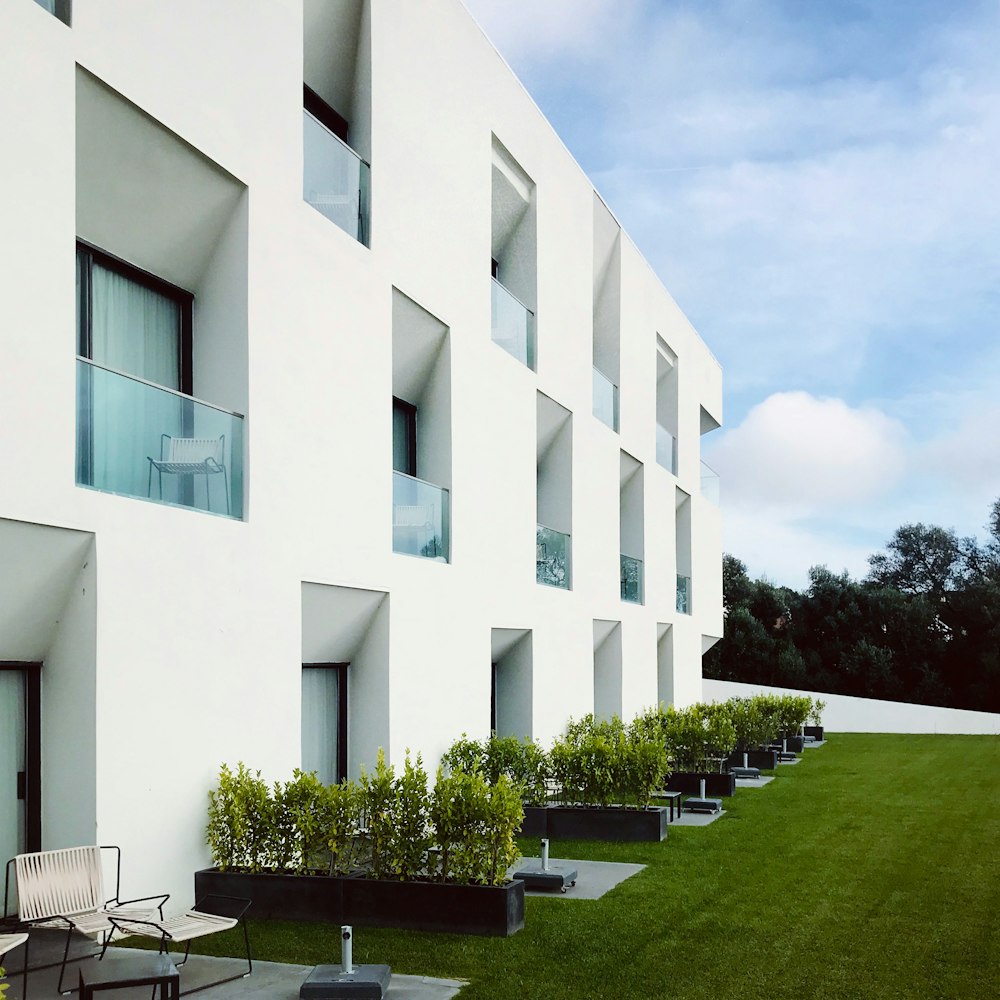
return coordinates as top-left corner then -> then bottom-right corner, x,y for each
169,735 -> 1000,999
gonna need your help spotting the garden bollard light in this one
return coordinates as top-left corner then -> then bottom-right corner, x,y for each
341,925 -> 353,975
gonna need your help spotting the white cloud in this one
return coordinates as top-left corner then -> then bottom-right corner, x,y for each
707,391 -> 909,514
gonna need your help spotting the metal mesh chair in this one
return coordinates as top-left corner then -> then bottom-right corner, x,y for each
104,895 -> 251,997
3,846 -> 168,995
147,435 -> 229,515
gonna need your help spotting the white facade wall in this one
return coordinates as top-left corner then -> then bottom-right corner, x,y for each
703,680 -> 1000,735
0,0 -> 722,905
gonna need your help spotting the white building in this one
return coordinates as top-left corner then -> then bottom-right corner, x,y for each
0,0 -> 722,903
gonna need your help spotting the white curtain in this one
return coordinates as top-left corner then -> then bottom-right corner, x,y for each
91,262 -> 180,388
0,672 -> 25,869
301,668 -> 341,785
88,262 -> 184,500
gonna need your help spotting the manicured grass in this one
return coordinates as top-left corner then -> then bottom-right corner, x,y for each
159,735 -> 1000,999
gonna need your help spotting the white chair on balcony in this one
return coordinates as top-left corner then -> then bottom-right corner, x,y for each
147,434 -> 230,515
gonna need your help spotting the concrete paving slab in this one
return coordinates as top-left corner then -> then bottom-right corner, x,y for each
672,809 -> 727,827
736,775 -> 775,788
508,858 -> 645,900
1,934 -> 465,1000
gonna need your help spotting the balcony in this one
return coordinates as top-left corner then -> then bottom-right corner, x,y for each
491,278 -> 535,370
303,109 -> 370,246
701,460 -> 720,504
677,574 -> 692,614
593,367 -> 619,432
393,471 -> 450,561
76,358 -> 244,518
621,554 -> 643,604
536,524 -> 570,589
656,423 -> 677,475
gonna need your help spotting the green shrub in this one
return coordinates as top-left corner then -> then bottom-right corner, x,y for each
206,762 -> 274,872
327,779 -> 365,875
0,967 -> 7,1000
271,769 -> 338,874
440,734 -> 485,775
549,714 -> 667,807
810,699 -> 827,727
444,732 -> 550,806
430,768 -> 522,885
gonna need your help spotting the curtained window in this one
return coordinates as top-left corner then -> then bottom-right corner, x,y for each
301,664 -> 347,785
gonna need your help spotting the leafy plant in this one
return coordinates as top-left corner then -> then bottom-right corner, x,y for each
809,698 -> 826,727
440,734 -> 485,775
430,768 -> 522,885
0,967 -> 7,1000
272,770 -> 336,874
359,749 -> 400,881
206,762 -> 274,871
327,779 -> 365,875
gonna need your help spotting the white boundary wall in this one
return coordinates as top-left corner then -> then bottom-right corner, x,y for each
703,679 -> 1000,735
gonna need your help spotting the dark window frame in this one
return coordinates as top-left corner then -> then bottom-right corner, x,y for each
76,239 -> 194,395
302,662 -> 348,784
304,84 -> 349,144
1,661 -> 42,855
392,396 -> 418,478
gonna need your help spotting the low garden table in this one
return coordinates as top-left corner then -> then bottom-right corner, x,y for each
79,952 -> 179,999
651,789 -> 682,821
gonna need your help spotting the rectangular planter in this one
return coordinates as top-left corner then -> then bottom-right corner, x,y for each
804,725 -> 825,741
195,867 -> 343,923
667,771 -> 737,797
194,868 -> 523,937
520,805 -> 549,838
726,749 -> 779,770
545,805 -> 668,842
342,874 -> 523,936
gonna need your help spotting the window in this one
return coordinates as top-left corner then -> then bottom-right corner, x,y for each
392,397 -> 417,477
33,0 -> 71,25
0,663 -> 41,859
301,663 -> 347,785
76,242 -> 192,392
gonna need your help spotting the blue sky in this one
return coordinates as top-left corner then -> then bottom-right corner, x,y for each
464,0 -> 1000,588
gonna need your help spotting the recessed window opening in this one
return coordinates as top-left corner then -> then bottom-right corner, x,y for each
656,336 -> 679,475
593,195 -> 621,432
33,0 -> 71,25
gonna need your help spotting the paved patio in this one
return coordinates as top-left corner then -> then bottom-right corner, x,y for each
0,928 -> 464,1000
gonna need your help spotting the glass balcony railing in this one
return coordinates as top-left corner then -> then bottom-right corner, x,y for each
700,460 -> 720,504
536,524 -> 570,589
656,423 -> 678,475
491,278 -> 535,370
621,554 -> 643,604
303,110 -> 370,246
393,471 -> 450,562
593,367 -> 619,431
76,358 -> 244,518
677,574 -> 692,614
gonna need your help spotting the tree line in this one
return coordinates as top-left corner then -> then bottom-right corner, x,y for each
703,499 -> 1000,713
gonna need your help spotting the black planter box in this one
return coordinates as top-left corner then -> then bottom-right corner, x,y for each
520,805 -> 549,838
727,749 -> 779,770
783,735 -> 805,753
667,771 -> 737,797
195,867 -> 343,923
341,874 -> 524,937
194,868 -> 523,937
804,725 -> 825,741
516,805 -> 668,842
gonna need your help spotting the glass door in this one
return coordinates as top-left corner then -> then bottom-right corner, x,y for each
0,670 -> 26,869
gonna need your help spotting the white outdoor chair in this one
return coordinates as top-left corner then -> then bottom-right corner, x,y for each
104,894 -> 251,996
0,932 -> 29,1000
147,434 -> 230,515
4,846 -> 168,995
